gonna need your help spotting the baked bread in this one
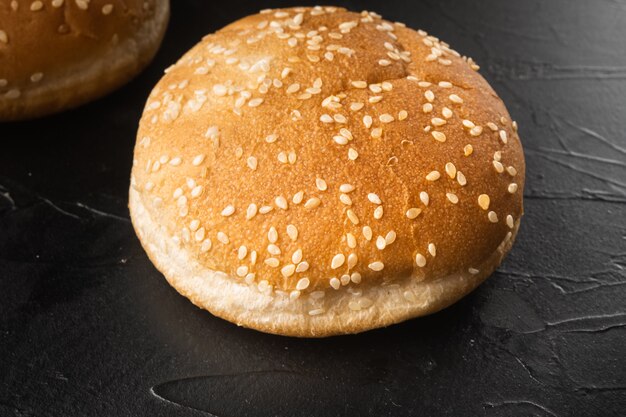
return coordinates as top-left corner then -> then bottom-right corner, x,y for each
0,0 -> 170,121
129,6 -> 525,337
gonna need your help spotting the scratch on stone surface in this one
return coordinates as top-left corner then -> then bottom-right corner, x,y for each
559,117 -> 626,156
484,400 -> 558,416
74,202 -> 130,223
39,197 -> 82,220
499,268 -> 626,295
527,150 -> 626,191
527,146 -> 626,168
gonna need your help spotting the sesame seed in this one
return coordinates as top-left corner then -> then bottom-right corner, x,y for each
351,80 -> 367,88
347,209 -> 360,224
221,205 -> 235,216
30,72 -> 44,83
340,193 -> 353,205
238,246 -> 248,260
292,191 -> 304,204
493,160 -> 505,173
350,102 -> 364,111
425,90 -> 435,102
275,196 -> 288,210
446,193 -> 459,204
486,122 -> 498,131
488,211 -> 498,223
367,193 -> 382,204
420,191 -> 430,206
445,162 -> 457,178
369,96 -> 383,103
316,178 -> 328,191
442,107 -> 453,118
289,290 -> 300,300
428,243 -> 437,257
265,134 -> 278,143
333,135 -> 348,145
507,166 -> 518,176
371,128 -> 383,139
331,254 -> 345,269
200,239 -> 212,252
308,309 -> 325,316
376,235 -> 386,250
406,208 -> 422,219
268,227 -> 278,243
423,103 -> 433,113
363,115 -> 373,128
265,258 -> 280,268
192,154 -> 205,166
5,89 -> 20,99
304,197 -> 321,209
102,4 -> 114,15
469,268 -> 479,275
330,277 -> 341,289
340,184 -> 355,193
449,94 -> 463,103
478,194 -> 490,210
426,171 -> 441,181
292,249 -> 303,264
190,185 -> 203,198
348,148 -> 359,160
287,224 -> 298,241
351,272 -> 362,284
499,130 -> 508,143
470,126 -> 483,136
247,156 -> 258,170
320,114 -> 333,123
217,232 -> 229,244
30,1 -> 44,11
286,83 -> 300,94
508,183 -> 519,193
259,206 -> 273,214
363,226 -> 373,241
462,120 -> 475,129
457,171 -> 467,186
398,110 -> 408,120
248,98 -> 264,107
494,151 -> 502,162
296,262 -> 309,273
296,278 -> 311,291
415,253 -> 426,267
506,215 -> 514,229
236,266 -> 248,277
439,81 -> 452,88
347,233 -> 357,248
75,0 -> 88,10
246,204 -> 257,220
431,131 -> 446,142
373,206 -> 383,220
464,144 -> 473,156
369,261 -> 384,271
281,264 -> 296,278
431,118 -> 446,127
379,114 -> 395,123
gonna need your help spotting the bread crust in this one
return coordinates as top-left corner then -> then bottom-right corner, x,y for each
129,6 -> 525,336
0,0 -> 170,121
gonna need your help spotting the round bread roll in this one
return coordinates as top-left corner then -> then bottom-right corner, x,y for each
130,6 -> 525,337
0,0 -> 170,121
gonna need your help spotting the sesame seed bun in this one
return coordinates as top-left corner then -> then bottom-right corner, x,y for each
0,0 -> 170,121
129,6 -> 525,337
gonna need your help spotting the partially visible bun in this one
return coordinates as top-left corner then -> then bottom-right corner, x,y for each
0,0 -> 170,121
130,6 -> 525,337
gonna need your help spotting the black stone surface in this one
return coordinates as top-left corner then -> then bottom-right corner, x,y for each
1,1 -> 625,416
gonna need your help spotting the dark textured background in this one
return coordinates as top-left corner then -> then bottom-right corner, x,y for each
1,1 -> 625,416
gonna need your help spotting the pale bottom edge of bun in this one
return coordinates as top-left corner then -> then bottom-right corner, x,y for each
0,0 -> 170,121
129,187 -> 520,338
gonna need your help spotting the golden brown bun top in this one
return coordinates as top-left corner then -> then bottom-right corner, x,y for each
131,6 -> 525,296
0,0 -> 161,97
